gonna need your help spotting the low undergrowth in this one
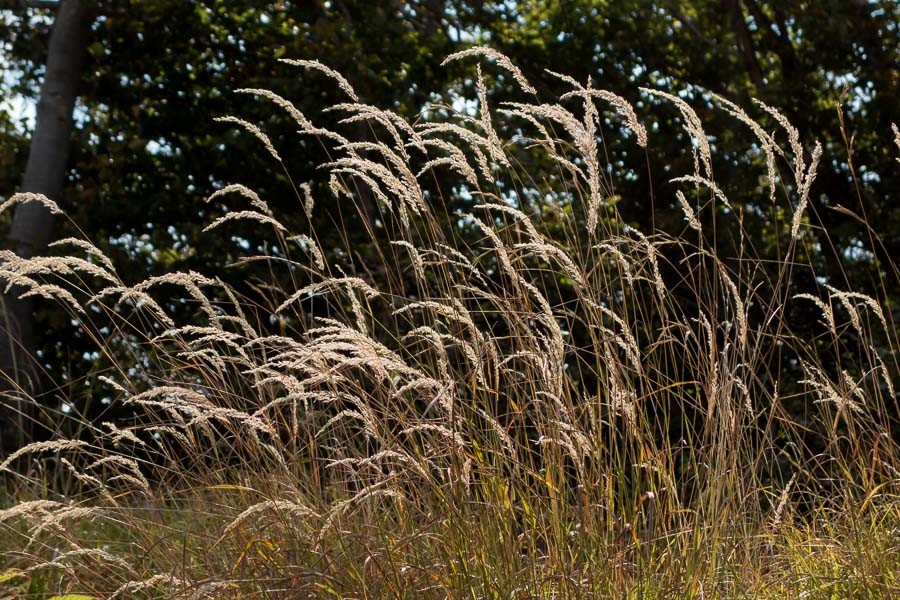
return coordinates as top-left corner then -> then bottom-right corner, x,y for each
1,48 -> 898,598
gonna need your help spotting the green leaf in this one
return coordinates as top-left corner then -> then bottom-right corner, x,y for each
48,595 -> 96,600
0,569 -> 25,584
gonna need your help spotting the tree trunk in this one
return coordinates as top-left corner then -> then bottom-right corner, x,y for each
0,0 -> 91,457
722,0 -> 766,93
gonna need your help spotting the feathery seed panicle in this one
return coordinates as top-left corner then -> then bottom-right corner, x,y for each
670,175 -> 733,210
0,266 -> 84,313
791,141 -> 822,238
402,326 -> 453,380
596,305 -> 642,374
24,548 -> 134,576
870,345 -> 896,399
580,78 -> 602,206
235,88 -> 313,130
152,325 -> 248,354
328,103 -> 423,160
251,390 -> 324,420
214,116 -> 282,162
477,200 -> 542,241
187,582 -> 237,599
497,105 -> 556,152
435,242 -> 478,273
500,99 -> 605,231
442,46 -> 537,94
327,152 -> 413,203
338,140 -> 426,212
560,87 -> 648,147
468,213 -> 522,286
823,284 -> 889,338
300,181 -> 315,219
176,347 -> 227,372
418,137 -> 481,186
207,183 -> 269,213
500,102 -> 590,164
696,313 -> 720,417
716,262 -> 748,349
90,286 -> 175,327
545,68 -> 583,90
124,385 -> 212,408
607,369 -> 639,436
401,423 -> 467,449
0,500 -> 63,522
291,234 -> 326,270
594,241 -> 636,282
520,280 -> 566,393
514,241 -> 586,288
111,575 -> 188,599
203,210 -> 287,233
28,505 -> 100,544
144,425 -> 192,450
893,123 -> 900,159
475,64 -> 510,168
676,190 -> 702,231
419,122 -> 495,181
754,98 -> 805,182
0,251 -> 117,285
184,405 -> 276,438
800,361 -> 867,416
627,226 -> 667,300
770,473 -> 798,530
329,167 -> 397,221
753,98 -> 825,239
101,422 -> 145,446
713,93 -> 780,200
328,450 -> 431,480
0,192 -> 63,216
391,240 -> 426,283
642,88 -> 713,178
317,408 -> 377,441
85,455 -> 150,491
220,500 -> 318,539
276,276 -> 379,314
396,299 -> 480,337
279,58 -> 359,101
48,238 -> 117,273
133,271 -> 219,320
0,272 -> 82,313
329,102 -> 422,143
0,439 -> 89,473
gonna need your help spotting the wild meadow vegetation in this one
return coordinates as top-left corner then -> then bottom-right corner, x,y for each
1,47 -> 899,598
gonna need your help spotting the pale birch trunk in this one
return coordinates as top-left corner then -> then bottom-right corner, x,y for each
0,0 -> 91,456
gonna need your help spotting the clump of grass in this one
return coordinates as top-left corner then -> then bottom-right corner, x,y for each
1,49 -> 898,598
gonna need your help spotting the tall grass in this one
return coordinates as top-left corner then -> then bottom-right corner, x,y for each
1,48 -> 898,598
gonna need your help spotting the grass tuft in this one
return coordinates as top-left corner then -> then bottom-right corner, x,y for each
1,49 -> 898,598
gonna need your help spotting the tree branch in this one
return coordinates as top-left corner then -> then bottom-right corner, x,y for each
744,0 -> 797,77
664,1 -> 716,47
721,0 -> 766,93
